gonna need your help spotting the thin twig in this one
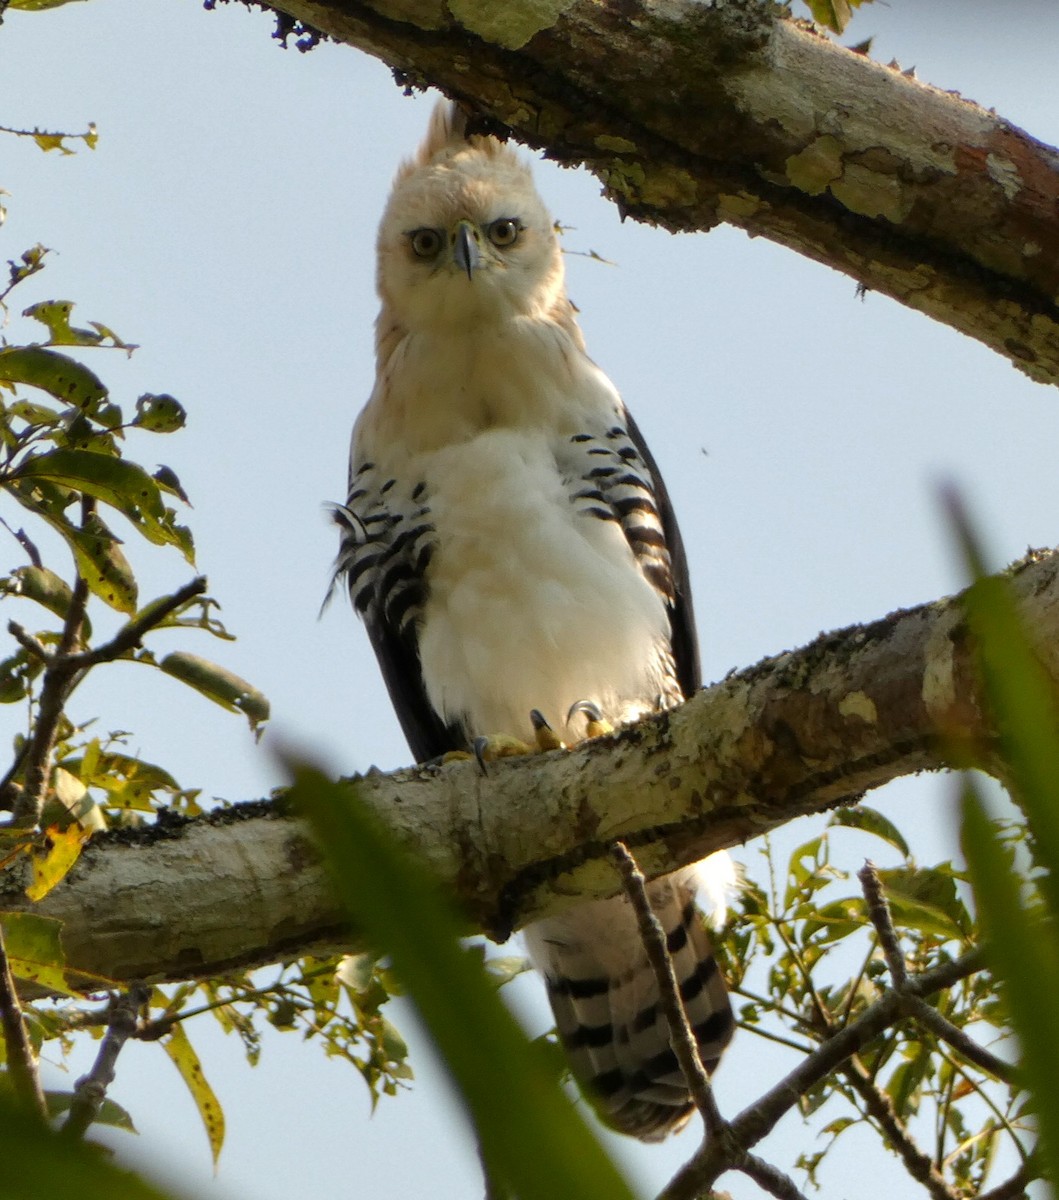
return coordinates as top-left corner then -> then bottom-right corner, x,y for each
64,576 -> 207,672
0,922 -> 47,1117
6,621 -> 51,663
902,994 -> 1019,1086
840,1057 -> 962,1200
858,861 -> 907,989
859,861 -> 1019,1085
659,948 -> 987,1200
8,554 -> 206,828
61,983 -> 149,1139
978,1158 -> 1036,1200
10,499 -> 93,827
742,1154 -> 810,1200
611,841 -> 722,1133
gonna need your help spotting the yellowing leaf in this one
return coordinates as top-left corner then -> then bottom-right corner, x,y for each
162,1022 -> 225,1166
57,511 -> 138,614
26,824 -> 91,901
0,910 -> 76,995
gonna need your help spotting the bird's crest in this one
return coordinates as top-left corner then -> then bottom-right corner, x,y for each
399,101 -> 513,179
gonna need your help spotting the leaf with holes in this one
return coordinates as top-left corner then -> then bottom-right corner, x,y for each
0,346 -> 107,408
162,1022 -> 225,1166
26,824 -> 92,901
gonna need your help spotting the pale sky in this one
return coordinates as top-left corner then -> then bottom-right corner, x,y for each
2,2 -> 1057,1198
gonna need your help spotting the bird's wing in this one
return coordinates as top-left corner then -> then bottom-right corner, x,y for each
623,409 -> 701,700
560,406 -> 702,704
334,461 -> 463,763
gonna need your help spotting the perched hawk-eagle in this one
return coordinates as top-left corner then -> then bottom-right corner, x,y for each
335,102 -> 734,1140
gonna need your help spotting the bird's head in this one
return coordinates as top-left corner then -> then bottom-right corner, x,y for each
376,102 -> 568,334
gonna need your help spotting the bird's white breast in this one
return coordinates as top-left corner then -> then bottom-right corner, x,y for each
357,322 -> 672,742
417,428 -> 669,740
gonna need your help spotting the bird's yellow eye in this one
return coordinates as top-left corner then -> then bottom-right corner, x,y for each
487,218 -> 522,248
409,228 -> 443,259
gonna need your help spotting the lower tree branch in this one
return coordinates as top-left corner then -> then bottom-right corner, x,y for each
2,552 -> 1055,985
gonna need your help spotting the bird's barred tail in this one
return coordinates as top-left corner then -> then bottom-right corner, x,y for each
524,870 -> 734,1141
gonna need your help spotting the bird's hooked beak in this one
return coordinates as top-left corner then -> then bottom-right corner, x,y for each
452,220 -> 481,281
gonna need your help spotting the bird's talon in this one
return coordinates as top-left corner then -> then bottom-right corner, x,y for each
471,732 -> 535,771
567,699 -> 614,740
530,709 -> 565,752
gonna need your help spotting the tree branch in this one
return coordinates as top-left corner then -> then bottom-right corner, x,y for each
1,551 -> 1054,985
839,1057 -> 962,1200
61,984 -> 149,1140
613,842 -> 809,1200
259,0 -> 1059,384
611,842 -> 722,1132
658,949 -> 986,1200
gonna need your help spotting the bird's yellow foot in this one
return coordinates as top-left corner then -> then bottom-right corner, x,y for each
567,699 -> 614,740
443,710 -> 566,773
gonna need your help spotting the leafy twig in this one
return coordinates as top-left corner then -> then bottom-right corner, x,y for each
858,861 -> 908,987
0,921 -> 47,1117
62,984 -> 149,1139
858,861 -> 1018,1083
613,843 -> 808,1200
11,499 -> 93,827
903,994 -> 1018,1085
8,547 -> 207,827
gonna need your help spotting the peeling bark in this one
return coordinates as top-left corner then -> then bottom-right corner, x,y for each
257,0 -> 1059,384
4,549 -> 1056,987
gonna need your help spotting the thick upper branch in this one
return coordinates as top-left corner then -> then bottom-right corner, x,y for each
263,0 -> 1059,383
4,549 -> 1057,986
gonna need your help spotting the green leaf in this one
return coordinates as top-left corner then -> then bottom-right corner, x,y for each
0,1091 -> 175,1200
152,465 -> 190,504
8,565 -> 93,639
876,866 -> 970,942
134,393 -> 186,433
287,762 -> 638,1200
0,645 -> 46,703
829,806 -> 910,857
14,448 -> 165,523
159,652 -> 269,731
15,451 -> 198,559
162,1022 -> 225,1166
803,0 -> 872,34
0,911 -> 76,995
961,782 -> 1058,1177
0,346 -> 106,408
22,300 -> 106,347
26,824 -> 92,901
45,1090 -> 137,1133
53,511 -> 138,614
950,502 -> 1059,921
